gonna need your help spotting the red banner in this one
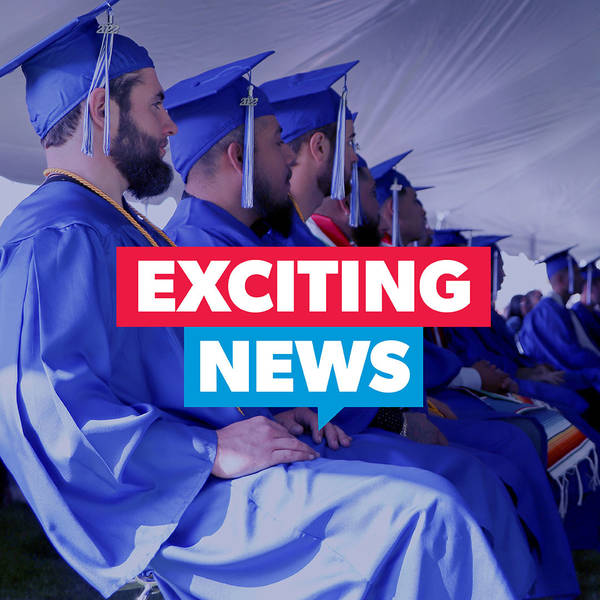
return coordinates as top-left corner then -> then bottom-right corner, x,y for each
116,246 -> 491,327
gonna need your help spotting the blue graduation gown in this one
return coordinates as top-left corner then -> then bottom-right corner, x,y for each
485,311 -> 592,404
167,194 -> 277,247
439,323 -> 600,553
0,180 -> 530,600
445,322 -> 589,415
281,211 -> 326,246
572,301 -> 600,349
166,194 -> 376,433
520,296 -> 600,372
423,341 -> 579,596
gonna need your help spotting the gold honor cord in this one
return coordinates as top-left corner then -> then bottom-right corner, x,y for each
289,193 -> 305,222
42,168 -> 245,416
43,168 -> 176,247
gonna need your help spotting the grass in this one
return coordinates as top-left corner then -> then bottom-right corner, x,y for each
1,501 -> 599,599
0,503 -> 146,600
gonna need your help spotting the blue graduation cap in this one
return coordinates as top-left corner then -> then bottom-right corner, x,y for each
432,228 -> 480,247
471,234 -> 511,303
370,151 -> 413,207
261,61 -> 358,143
581,257 -> 600,279
414,186 -> 434,193
536,246 -> 578,294
471,234 -> 511,249
262,61 -> 358,203
165,52 -> 275,207
370,151 -> 413,246
581,257 -> 600,270
536,246 -> 578,279
0,1 -> 153,155
581,256 -> 600,303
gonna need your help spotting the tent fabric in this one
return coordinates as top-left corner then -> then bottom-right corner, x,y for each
1,0 -> 599,259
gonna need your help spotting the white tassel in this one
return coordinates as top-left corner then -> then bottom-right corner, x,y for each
568,256 -> 574,295
81,9 -> 117,156
556,474 -> 569,519
390,176 -> 404,247
574,465 -> 584,507
102,16 -> 115,156
349,154 -> 360,227
330,81 -> 348,201
241,78 -> 256,209
588,445 -> 600,489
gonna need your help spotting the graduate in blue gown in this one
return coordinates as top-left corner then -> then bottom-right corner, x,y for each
520,248 -> 600,389
0,19 -> 536,599
262,62 -> 361,245
571,259 -> 600,349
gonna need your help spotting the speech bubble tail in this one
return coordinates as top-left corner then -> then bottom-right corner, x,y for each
317,405 -> 342,429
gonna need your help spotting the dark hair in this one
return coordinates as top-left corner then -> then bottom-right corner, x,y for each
508,294 -> 524,318
41,72 -> 142,149
188,124 -> 245,181
357,165 -> 371,181
287,122 -> 337,155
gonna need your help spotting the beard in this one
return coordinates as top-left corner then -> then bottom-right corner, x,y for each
316,152 -> 352,198
110,111 -> 173,200
351,220 -> 382,247
253,169 -> 294,237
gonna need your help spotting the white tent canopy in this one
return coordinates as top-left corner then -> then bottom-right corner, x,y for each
1,0 -> 599,260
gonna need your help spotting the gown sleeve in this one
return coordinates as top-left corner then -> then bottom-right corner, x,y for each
0,224 -> 218,597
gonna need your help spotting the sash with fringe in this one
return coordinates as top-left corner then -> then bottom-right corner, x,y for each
461,387 -> 600,518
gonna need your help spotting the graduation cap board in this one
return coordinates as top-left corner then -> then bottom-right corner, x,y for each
432,228 -> 480,247
0,0 -> 153,156
164,51 -> 275,208
471,234 -> 511,249
262,60 -> 359,205
370,151 -> 413,247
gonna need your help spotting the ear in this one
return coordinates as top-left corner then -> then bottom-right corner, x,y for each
383,196 -> 394,219
307,131 -> 331,165
225,141 -> 244,176
87,87 -> 108,130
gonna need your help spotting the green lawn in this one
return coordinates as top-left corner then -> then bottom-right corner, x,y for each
1,501 -> 599,599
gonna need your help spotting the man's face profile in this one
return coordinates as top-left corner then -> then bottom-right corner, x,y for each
110,68 -> 176,199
